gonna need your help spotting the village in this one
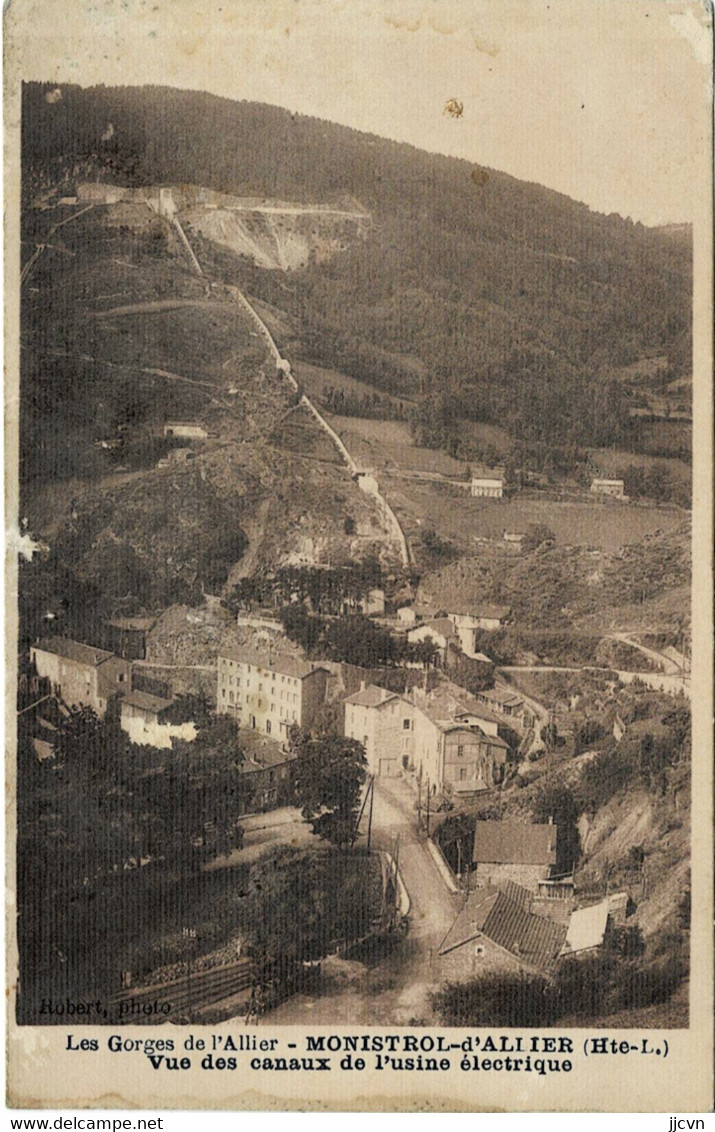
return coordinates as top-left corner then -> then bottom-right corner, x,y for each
19,568 -> 671,1026
16,137 -> 692,1030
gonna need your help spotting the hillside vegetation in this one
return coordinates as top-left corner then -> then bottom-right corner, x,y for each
23,82 -> 691,468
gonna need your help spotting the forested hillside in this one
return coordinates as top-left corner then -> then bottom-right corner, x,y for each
22,83 -> 692,457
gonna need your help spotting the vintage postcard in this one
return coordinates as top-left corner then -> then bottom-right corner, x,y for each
4,0 -> 713,1113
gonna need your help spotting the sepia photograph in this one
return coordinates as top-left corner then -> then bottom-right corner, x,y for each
4,0 -> 713,1113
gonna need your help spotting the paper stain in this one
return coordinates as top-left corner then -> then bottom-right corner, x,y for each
444,98 -> 464,118
471,168 -> 490,187
669,3 -> 713,67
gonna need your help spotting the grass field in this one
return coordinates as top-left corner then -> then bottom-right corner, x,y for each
292,360 -> 415,414
328,415 -> 469,476
384,479 -> 686,553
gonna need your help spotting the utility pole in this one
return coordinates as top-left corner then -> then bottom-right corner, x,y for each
366,775 -> 375,850
426,778 -> 430,837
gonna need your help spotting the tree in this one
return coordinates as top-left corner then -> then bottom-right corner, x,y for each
291,730 -> 368,848
522,524 -> 556,553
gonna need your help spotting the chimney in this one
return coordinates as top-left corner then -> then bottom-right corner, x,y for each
359,680 -> 366,692
548,815 -> 553,825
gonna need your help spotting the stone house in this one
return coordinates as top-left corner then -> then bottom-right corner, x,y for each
438,885 -> 567,981
472,820 -> 558,892
216,647 -> 329,740
30,637 -> 131,718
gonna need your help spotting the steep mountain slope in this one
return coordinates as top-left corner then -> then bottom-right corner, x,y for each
22,82 -> 692,457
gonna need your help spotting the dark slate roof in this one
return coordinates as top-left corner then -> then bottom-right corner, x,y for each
121,690 -> 174,714
33,636 -> 114,667
219,647 -> 327,680
439,886 -> 567,972
473,820 -> 558,866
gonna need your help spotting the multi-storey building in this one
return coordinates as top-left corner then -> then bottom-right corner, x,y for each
216,647 -> 329,740
30,637 -> 132,717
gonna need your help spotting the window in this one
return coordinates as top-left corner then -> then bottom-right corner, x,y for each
363,735 -> 368,747
266,720 -> 271,735
259,683 -> 263,692
457,745 -> 464,758
459,767 -> 467,781
403,719 -> 411,730
229,692 -> 234,704
271,704 -> 275,714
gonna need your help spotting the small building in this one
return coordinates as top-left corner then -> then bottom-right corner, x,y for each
471,467 -> 505,498
237,742 -> 297,813
30,637 -> 132,717
472,820 -> 558,892
163,421 -> 208,440
474,685 -> 525,718
590,478 -> 625,499
216,647 -> 329,739
438,885 -> 567,980
344,684 -> 414,778
396,606 -> 417,626
407,618 -> 459,662
120,690 -> 196,749
472,605 -> 511,631
561,892 -> 633,957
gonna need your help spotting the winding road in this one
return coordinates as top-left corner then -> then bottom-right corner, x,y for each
257,777 -> 459,1025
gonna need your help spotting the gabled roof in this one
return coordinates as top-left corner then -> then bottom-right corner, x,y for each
33,636 -> 114,668
440,887 -> 567,972
412,683 -> 503,732
409,618 -> 458,640
344,684 -> 403,709
477,686 -> 524,707
121,689 -> 174,715
473,820 -> 557,866
219,646 -> 328,681
446,604 -> 511,621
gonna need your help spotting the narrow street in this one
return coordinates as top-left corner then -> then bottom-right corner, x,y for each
257,776 -> 461,1025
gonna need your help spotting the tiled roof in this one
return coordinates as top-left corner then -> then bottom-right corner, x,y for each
413,684 -> 502,730
440,887 -> 567,972
33,637 -> 114,667
411,618 -> 458,640
121,689 -> 174,714
219,646 -> 326,681
478,686 -> 524,706
446,604 -> 511,621
344,685 -> 401,709
473,820 -> 558,866
482,890 -> 567,970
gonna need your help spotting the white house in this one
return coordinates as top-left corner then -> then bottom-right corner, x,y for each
120,690 -> 196,749
407,618 -> 459,661
217,647 -> 329,739
164,421 -> 208,440
396,606 -> 417,626
344,684 -> 414,777
590,478 -> 625,499
471,467 -> 505,498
